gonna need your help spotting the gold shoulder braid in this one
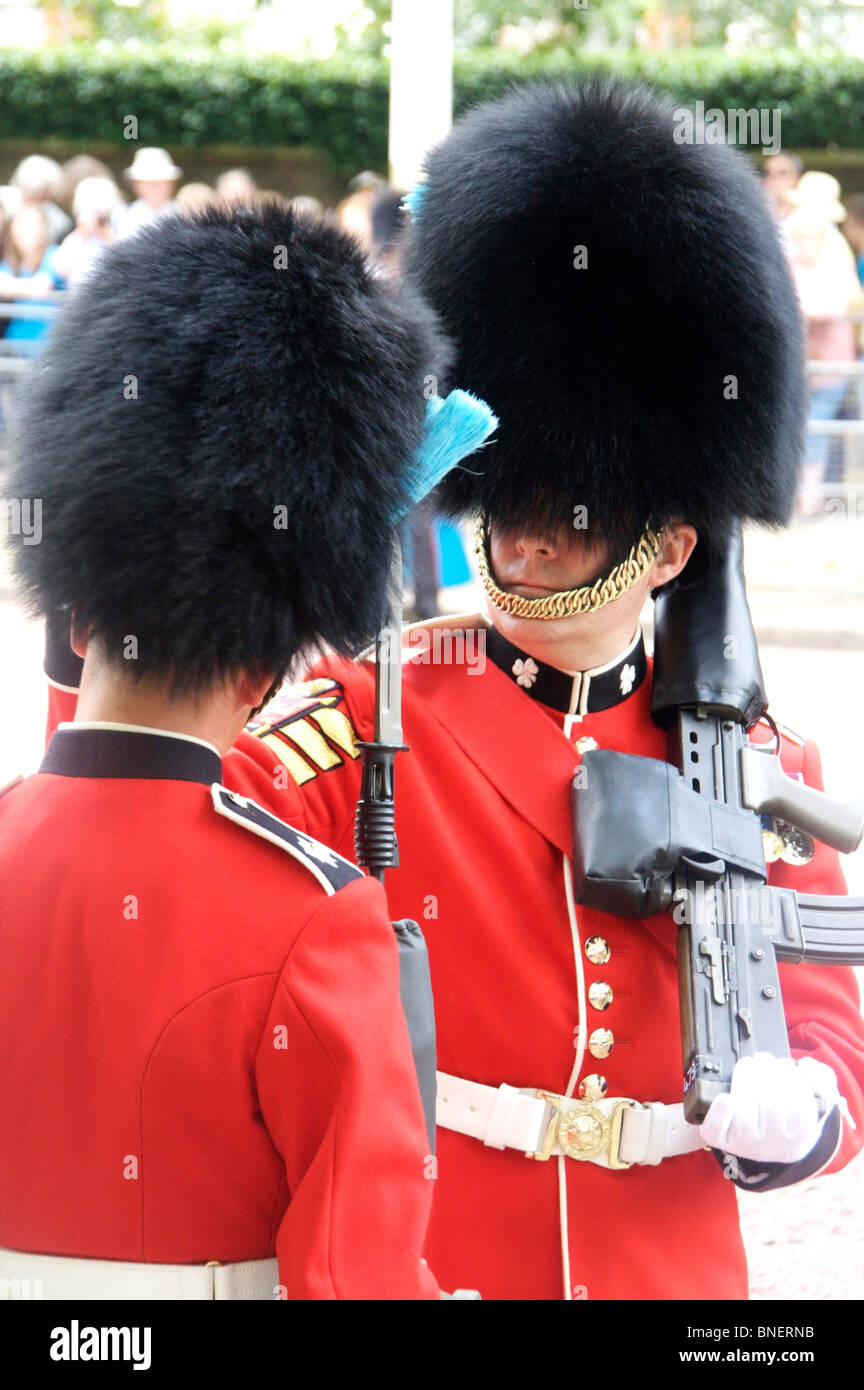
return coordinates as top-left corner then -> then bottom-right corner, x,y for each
473,516 -> 662,620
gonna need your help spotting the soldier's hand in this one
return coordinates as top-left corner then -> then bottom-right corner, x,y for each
699,1053 -> 841,1163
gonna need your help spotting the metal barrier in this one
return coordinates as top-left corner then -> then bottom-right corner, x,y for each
0,301 -> 63,320
798,359 -> 864,514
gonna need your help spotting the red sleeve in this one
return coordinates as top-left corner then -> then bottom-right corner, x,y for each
255,876 -> 440,1300
768,736 -> 864,1175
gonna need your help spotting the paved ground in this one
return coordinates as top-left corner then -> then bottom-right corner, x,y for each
739,1149 -> 864,1300
1,513 -> 863,1299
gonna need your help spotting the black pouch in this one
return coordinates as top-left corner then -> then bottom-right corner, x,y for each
571,749 -> 765,918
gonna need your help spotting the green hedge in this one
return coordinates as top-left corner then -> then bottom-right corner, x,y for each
2,44 -> 864,173
0,49 -> 391,173
456,47 -> 864,152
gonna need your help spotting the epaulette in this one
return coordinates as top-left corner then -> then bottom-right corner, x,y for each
211,785 -> 364,894
247,678 -> 360,787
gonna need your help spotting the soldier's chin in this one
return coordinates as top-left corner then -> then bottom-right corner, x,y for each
487,599 -> 588,645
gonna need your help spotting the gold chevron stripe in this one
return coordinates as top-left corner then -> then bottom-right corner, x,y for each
309,708 -> 360,759
282,717 -> 344,771
260,732 -> 317,785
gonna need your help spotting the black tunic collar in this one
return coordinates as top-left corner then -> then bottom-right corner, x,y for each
485,626 -> 647,715
41,725 -> 222,785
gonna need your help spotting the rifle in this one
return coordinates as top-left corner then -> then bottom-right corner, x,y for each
571,524 -> 864,1123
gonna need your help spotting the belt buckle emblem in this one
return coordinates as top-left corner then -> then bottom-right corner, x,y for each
555,1100 -> 610,1160
528,1092 -> 632,1168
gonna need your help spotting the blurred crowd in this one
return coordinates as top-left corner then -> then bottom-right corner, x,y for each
763,153 -> 864,511
0,148 -> 407,343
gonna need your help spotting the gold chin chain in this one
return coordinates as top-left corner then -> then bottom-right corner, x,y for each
474,516 -> 662,620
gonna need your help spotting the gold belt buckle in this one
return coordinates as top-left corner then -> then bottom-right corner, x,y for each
527,1093 -> 633,1169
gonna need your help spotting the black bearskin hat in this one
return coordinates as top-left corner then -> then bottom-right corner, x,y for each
7,203 -> 445,683
408,80 -> 805,559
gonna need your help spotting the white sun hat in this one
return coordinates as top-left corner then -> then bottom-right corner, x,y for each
787,171 -> 846,223
123,147 -> 183,183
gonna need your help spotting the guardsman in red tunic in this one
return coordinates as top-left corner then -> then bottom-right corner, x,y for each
219,85 -> 864,1299
0,204 -> 495,1300
34,89 -> 864,1303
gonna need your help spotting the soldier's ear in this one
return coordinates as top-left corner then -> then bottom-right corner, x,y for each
237,669 -> 281,720
69,615 -> 91,659
650,524 -> 698,589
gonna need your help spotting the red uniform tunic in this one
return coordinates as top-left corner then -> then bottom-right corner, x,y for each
220,618 -> 864,1302
0,724 -> 439,1300
43,624 -> 864,1300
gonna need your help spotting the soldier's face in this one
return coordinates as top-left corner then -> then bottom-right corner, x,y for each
486,518 -> 696,666
489,521 -> 610,598
487,520 -> 651,657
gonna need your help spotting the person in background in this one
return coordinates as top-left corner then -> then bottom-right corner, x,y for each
839,193 -> 864,433
785,172 -> 863,510
216,168 -> 258,207
337,173 -> 387,252
9,155 -> 72,244
761,150 -> 803,235
175,182 -> 219,215
255,191 -> 292,213
349,170 -> 387,196
53,176 -> 119,289
61,155 -> 115,208
0,204 -> 65,344
0,192 -> 11,263
117,148 -> 181,239
336,190 -> 375,250
289,195 -> 325,221
370,187 -> 407,277
841,193 -> 864,286
0,197 -> 13,428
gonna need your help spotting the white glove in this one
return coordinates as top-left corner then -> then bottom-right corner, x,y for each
699,1053 -> 840,1164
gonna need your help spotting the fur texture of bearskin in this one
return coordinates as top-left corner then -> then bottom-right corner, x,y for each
8,203 -> 446,682
408,80 -> 806,559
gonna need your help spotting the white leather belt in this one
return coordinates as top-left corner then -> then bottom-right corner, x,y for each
436,1072 -> 705,1168
0,1247 -> 278,1300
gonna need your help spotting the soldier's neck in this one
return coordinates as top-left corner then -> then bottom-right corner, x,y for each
487,611 -> 644,676
74,655 -> 250,755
